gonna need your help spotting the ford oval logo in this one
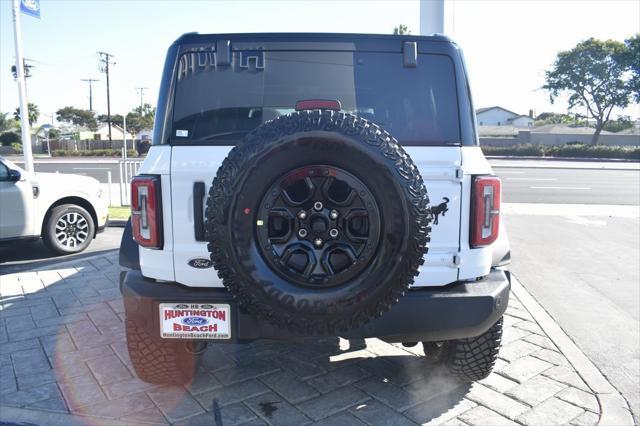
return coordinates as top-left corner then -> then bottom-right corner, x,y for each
182,317 -> 208,326
188,258 -> 213,269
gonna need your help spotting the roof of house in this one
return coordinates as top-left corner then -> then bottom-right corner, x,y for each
96,123 -> 133,136
476,106 -> 521,117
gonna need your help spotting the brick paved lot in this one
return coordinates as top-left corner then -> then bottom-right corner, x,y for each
0,254 -> 602,425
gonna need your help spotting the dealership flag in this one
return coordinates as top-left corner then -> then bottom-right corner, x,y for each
20,0 -> 40,18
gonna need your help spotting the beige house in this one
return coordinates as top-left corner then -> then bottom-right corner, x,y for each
77,124 -> 133,141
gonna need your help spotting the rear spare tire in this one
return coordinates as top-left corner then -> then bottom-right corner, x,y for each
206,110 -> 431,334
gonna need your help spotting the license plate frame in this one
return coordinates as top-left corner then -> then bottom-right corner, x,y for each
159,303 -> 231,340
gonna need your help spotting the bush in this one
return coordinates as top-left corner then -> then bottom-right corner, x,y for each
51,149 -> 138,157
480,144 -> 545,157
0,131 -> 20,146
11,142 -> 22,153
546,144 -> 640,159
481,143 -> 640,160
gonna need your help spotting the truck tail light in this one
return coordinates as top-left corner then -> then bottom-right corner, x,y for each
131,175 -> 163,249
470,175 -> 501,248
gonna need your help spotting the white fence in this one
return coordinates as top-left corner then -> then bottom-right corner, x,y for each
101,159 -> 143,207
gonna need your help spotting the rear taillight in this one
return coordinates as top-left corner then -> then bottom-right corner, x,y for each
131,175 -> 163,249
470,175 -> 501,248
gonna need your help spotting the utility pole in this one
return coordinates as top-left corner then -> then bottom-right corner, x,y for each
136,87 -> 148,112
81,78 -> 99,111
97,51 -> 115,141
11,58 -> 34,97
11,0 -> 33,172
420,0 -> 445,35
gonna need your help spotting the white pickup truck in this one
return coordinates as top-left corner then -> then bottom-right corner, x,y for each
0,156 -> 109,254
118,32 -> 511,385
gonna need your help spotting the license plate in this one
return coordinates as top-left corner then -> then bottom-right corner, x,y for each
159,303 -> 231,339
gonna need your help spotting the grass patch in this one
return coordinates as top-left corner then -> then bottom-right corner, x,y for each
108,206 -> 130,220
481,143 -> 640,160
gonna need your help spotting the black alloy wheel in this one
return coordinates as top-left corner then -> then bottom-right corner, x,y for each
257,165 -> 381,288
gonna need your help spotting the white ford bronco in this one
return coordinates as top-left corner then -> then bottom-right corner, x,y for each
119,32 -> 511,385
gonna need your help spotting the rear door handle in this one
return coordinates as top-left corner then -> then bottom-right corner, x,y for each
193,182 -> 206,241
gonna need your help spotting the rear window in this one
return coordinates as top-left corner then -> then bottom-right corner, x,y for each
171,50 -> 460,145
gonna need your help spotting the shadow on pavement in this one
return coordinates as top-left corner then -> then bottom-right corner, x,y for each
0,228 -> 123,275
0,257 -> 471,425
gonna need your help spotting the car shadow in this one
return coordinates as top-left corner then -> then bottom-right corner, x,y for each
0,260 -> 471,425
0,228 -> 122,274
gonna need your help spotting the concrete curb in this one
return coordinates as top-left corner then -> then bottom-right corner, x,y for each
0,405 -> 148,426
510,275 -> 634,426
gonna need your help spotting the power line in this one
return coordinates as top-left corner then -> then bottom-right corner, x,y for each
97,51 -> 115,141
136,87 -> 148,112
81,78 -> 99,112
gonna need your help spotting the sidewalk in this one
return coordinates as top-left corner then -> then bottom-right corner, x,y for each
0,253 -> 633,425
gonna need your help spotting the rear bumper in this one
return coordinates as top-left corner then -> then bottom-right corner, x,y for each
120,269 -> 510,343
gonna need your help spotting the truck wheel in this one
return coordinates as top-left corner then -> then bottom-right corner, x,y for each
125,320 -> 202,385
43,204 -> 94,254
423,318 -> 503,382
206,110 -> 431,335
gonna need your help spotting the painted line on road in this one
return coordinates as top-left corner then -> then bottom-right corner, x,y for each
506,178 -> 557,181
530,186 -> 591,190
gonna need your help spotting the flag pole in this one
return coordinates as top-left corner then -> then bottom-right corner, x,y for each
12,0 -> 33,172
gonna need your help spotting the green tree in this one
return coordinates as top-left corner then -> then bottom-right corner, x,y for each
619,34 -> 640,103
603,115 -> 634,133
393,24 -> 411,35
47,128 -> 61,139
56,106 -> 98,131
534,112 -> 586,127
125,103 -> 155,135
14,103 -> 39,126
97,113 -> 123,128
543,37 -> 636,145
0,112 -> 17,133
0,132 -> 20,146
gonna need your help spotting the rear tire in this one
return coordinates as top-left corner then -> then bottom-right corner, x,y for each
125,320 -> 202,385
423,317 -> 503,382
43,204 -> 94,254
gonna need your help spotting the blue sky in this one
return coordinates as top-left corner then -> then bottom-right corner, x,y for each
1,0 -> 638,126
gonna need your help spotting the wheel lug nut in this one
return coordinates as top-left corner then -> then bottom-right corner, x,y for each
298,229 -> 308,238
313,201 -> 323,211
329,228 -> 339,238
330,210 -> 338,220
297,210 -> 307,220
313,238 -> 323,247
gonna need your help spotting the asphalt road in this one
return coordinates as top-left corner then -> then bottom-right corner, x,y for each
495,167 -> 640,205
505,209 -> 639,421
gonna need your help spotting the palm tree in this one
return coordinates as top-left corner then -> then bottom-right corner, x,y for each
14,103 -> 40,126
